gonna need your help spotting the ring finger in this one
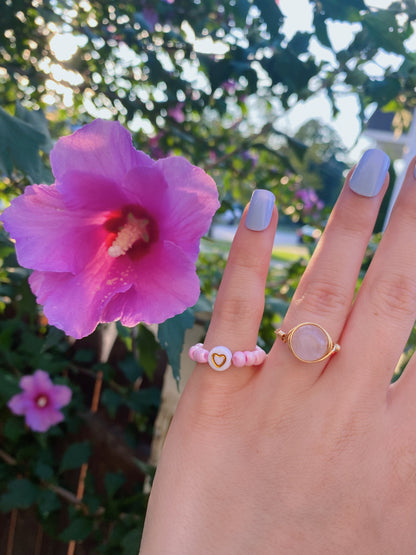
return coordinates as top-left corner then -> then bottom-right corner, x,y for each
267,149 -> 390,388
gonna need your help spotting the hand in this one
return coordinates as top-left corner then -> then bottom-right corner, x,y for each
140,149 -> 416,554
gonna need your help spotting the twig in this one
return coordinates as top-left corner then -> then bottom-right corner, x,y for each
67,369 -> 104,555
6,508 -> 17,555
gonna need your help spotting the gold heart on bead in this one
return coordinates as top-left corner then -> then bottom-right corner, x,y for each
212,353 -> 226,367
208,346 -> 232,371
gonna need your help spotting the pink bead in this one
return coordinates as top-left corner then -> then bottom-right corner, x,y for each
232,351 -> 246,367
195,348 -> 208,363
189,343 -> 203,360
253,348 -> 266,365
244,350 -> 255,366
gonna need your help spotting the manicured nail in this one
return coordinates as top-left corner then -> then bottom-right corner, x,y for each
349,148 -> 390,197
245,189 -> 275,231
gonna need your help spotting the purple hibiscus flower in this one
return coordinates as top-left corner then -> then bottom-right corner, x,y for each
1,119 -> 219,338
8,370 -> 72,432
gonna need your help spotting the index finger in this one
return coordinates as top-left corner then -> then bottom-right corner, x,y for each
193,189 -> 277,383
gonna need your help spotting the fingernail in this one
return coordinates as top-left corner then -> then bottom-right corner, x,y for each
349,149 -> 390,197
245,189 -> 275,231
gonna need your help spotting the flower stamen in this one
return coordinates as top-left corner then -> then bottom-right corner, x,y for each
108,213 -> 150,258
36,394 -> 49,408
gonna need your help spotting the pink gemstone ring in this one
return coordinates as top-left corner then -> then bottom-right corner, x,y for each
275,322 -> 340,363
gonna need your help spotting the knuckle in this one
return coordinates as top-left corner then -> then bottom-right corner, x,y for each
296,278 -> 350,316
370,272 -> 416,321
335,201 -> 375,236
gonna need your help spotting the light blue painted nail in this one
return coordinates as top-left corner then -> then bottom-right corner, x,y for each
349,149 -> 390,197
245,189 -> 276,231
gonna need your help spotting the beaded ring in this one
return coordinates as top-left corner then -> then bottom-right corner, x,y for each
189,343 -> 266,371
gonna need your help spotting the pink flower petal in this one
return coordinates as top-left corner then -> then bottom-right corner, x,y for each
27,369 -> 54,396
8,393 -> 30,415
29,244 -> 135,338
122,165 -> 169,220
51,384 -> 72,408
51,120 -> 153,186
156,157 -> 220,260
101,241 -> 200,326
58,171 -> 131,211
25,407 -> 64,432
1,184 -> 105,274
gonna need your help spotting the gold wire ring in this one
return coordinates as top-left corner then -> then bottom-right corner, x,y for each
275,322 -> 340,363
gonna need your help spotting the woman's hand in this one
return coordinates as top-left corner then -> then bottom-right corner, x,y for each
140,149 -> 416,554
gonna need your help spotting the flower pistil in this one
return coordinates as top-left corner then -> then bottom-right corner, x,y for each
108,212 -> 150,258
36,394 -> 49,408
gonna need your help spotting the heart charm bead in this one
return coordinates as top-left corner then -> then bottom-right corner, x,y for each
208,346 -> 232,371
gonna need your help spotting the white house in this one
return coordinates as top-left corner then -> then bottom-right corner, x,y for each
364,108 -> 416,227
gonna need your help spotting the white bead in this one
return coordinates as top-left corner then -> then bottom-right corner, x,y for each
208,346 -> 232,371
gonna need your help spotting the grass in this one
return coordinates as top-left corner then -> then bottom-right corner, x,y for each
201,236 -> 309,264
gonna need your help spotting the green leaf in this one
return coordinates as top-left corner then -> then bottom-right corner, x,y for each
15,102 -> 53,153
288,32 -> 311,56
59,516 -> 94,542
254,0 -> 284,39
313,0 -> 366,21
136,324 -> 159,379
0,478 -> 38,511
104,471 -> 126,497
60,441 -> 91,472
41,326 -> 67,352
0,104 -> 53,183
121,528 -> 142,555
2,417 -> 26,441
313,12 -> 332,48
127,387 -> 160,412
34,460 -> 54,481
37,489 -> 61,516
73,349 -> 96,363
101,389 -> 124,418
119,355 -> 142,383
158,308 -> 195,384
0,373 -> 20,403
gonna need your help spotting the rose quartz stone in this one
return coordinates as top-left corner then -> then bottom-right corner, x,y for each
290,324 -> 329,362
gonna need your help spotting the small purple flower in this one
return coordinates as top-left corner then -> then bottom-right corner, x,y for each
295,188 -> 323,212
148,132 -> 168,159
222,80 -> 237,94
241,150 -> 259,168
167,103 -> 185,123
142,8 -> 158,32
8,370 -> 72,432
1,120 -> 219,338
